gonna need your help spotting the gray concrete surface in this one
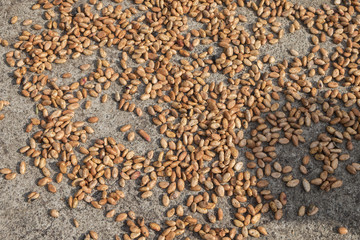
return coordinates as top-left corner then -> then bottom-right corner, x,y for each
0,0 -> 359,239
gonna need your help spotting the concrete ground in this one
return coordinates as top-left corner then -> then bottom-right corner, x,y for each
0,0 -> 359,239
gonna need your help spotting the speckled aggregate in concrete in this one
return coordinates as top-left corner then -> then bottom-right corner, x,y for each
0,0 -> 359,239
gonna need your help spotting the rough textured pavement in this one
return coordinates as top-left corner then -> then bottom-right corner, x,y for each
0,0 -> 359,239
